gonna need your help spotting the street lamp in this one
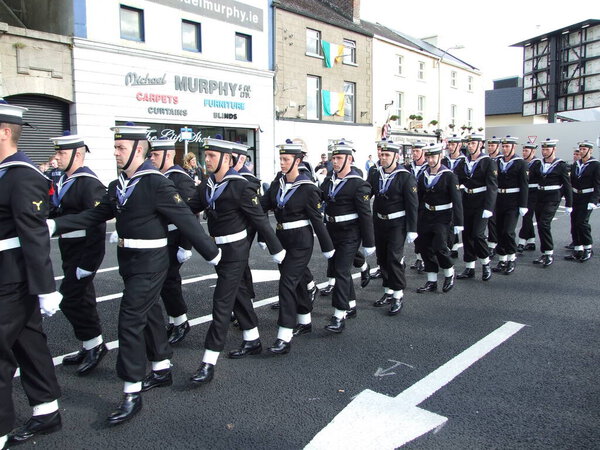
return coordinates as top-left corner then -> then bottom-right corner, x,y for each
437,45 -> 464,141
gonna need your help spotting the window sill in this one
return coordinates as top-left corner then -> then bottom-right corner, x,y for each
306,52 -> 324,59
343,62 -> 358,67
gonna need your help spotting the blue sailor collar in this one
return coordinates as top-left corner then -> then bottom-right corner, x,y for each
165,164 -> 191,179
211,168 -> 246,183
0,151 -> 48,179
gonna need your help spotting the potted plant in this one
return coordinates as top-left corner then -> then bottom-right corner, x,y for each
409,114 -> 417,121
460,124 -> 468,131
415,115 -> 423,121
478,127 -> 484,132
429,120 -> 438,126
448,123 -> 455,130
389,115 -> 399,121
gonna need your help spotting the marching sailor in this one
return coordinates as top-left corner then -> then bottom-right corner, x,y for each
442,134 -> 466,258
406,141 -> 428,273
486,136 -> 501,257
517,142 -> 542,253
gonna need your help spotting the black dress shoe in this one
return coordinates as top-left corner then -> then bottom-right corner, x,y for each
542,255 -> 554,267
516,244 -> 525,254
320,285 -> 334,296
579,249 -> 593,262
417,281 -> 437,293
442,275 -> 454,292
77,343 -> 108,376
7,411 -> 62,443
450,250 -> 459,259
504,260 -> 516,274
491,261 -> 507,273
532,255 -> 545,264
564,252 -> 582,261
308,285 -> 318,304
370,268 -> 382,279
564,242 -> 574,250
373,293 -> 392,307
268,339 -> 291,355
168,321 -> 190,345
482,264 -> 492,281
107,393 -> 142,425
62,349 -> 85,366
141,369 -> 172,392
324,316 -> 345,333
346,307 -> 357,319
190,363 -> 214,384
228,339 -> 262,359
166,323 -> 174,336
410,259 -> 424,273
456,268 -> 475,279
360,263 -> 371,288
270,302 -> 280,310
524,243 -> 536,251
388,298 -> 403,315
292,323 -> 312,336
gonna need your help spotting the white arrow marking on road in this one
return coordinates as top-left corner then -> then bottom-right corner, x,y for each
374,360 -> 415,377
305,321 -> 526,450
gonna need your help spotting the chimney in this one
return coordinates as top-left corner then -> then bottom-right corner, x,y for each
352,0 -> 360,23
323,0 -> 360,23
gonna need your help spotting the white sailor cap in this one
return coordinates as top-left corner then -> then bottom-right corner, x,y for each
540,138 -> 558,148
522,142 -> 537,150
578,140 -> 594,149
380,140 -> 401,153
447,134 -> 461,143
230,141 -> 249,156
203,136 -> 233,153
149,138 -> 177,151
0,99 -> 27,125
412,141 -> 427,149
331,141 -> 355,156
467,133 -> 485,142
425,143 -> 444,156
487,136 -> 501,144
50,132 -> 89,152
501,135 -> 519,145
332,138 -> 354,147
277,142 -> 304,155
111,122 -> 150,141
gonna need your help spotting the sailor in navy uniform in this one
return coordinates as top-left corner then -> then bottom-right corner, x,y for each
442,134 -> 466,258
517,142 -> 542,253
320,142 -> 375,333
261,142 -> 334,352
415,144 -> 463,293
148,138 -> 196,345
406,141 -> 427,273
486,136 -> 501,257
491,136 -> 528,274
366,140 -> 384,280
48,125 -> 221,425
187,138 -> 284,384
0,101 -> 62,447
565,141 -> 600,262
531,139 -> 573,267
370,141 -> 418,314
49,133 -> 108,375
456,134 -> 498,281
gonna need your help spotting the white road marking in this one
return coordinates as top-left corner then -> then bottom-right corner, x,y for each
305,321 -> 526,449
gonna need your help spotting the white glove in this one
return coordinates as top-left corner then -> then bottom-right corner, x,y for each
76,267 -> 93,280
38,291 -> 62,317
406,232 -> 418,244
454,226 -> 464,235
207,248 -> 222,266
177,247 -> 193,264
272,249 -> 287,264
257,241 -> 267,250
362,247 -> 375,257
519,207 -> 528,217
482,210 -> 493,219
587,203 -> 597,210
109,230 -> 119,244
323,249 -> 335,259
565,207 -> 573,215
46,219 -> 56,236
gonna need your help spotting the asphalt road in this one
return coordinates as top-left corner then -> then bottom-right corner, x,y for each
7,208 -> 600,449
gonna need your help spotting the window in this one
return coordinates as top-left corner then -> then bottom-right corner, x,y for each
417,96 -> 425,116
450,104 -> 457,125
468,76 -> 473,92
467,108 -> 473,127
343,39 -> 356,64
182,20 -> 201,52
418,61 -> 425,80
307,76 -> 321,120
235,32 -> 252,62
306,28 -> 321,56
451,71 -> 457,88
120,5 -> 144,42
344,81 -> 355,122
395,91 -> 403,125
397,55 -> 403,76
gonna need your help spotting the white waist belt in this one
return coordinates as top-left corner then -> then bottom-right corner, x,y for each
538,185 -> 561,191
60,230 -> 86,239
573,188 -> 594,194
424,202 -> 452,212
528,183 -> 539,189
498,188 -> 520,194
167,224 -> 178,232
214,229 -> 247,245
325,213 -> 359,223
463,186 -> 487,194
377,210 -> 406,220
0,236 -> 20,251
277,219 -> 310,230
118,238 -> 168,249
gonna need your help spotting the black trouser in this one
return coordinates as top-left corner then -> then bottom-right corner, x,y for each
462,208 -> 490,262
278,247 -> 313,328
59,259 -> 102,342
496,203 -> 520,256
328,227 -> 360,311
570,204 -> 593,246
534,201 -> 560,253
374,219 -> 406,290
0,283 -> 61,435
204,260 -> 257,352
326,251 -> 364,278
418,222 -> 453,273
117,271 -> 173,383
487,214 -> 497,245
243,228 -> 257,300
518,192 -> 537,241
160,245 -> 187,318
